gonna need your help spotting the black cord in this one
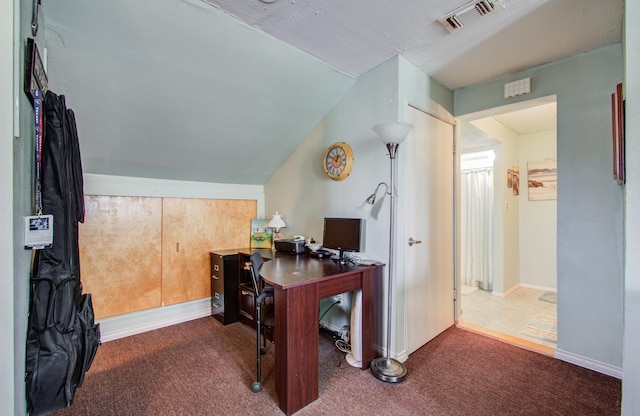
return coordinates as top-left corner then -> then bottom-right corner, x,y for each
318,300 -> 341,322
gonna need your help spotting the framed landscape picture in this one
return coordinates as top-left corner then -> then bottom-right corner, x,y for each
250,219 -> 273,248
527,159 -> 557,201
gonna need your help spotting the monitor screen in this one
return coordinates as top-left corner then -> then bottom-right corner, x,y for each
322,218 -> 362,255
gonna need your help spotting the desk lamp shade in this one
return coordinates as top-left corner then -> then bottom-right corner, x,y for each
357,182 -> 389,220
268,211 -> 286,238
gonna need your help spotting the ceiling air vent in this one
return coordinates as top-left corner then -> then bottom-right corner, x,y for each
438,0 -> 506,32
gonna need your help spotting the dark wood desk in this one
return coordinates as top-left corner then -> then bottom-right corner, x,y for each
260,253 -> 383,415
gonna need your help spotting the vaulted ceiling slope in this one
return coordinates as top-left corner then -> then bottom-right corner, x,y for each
44,0 -> 622,185
44,0 -> 355,184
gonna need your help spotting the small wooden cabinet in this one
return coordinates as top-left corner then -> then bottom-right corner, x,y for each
210,249 -> 271,327
210,251 -> 240,325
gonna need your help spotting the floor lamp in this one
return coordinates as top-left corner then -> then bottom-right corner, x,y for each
368,122 -> 413,383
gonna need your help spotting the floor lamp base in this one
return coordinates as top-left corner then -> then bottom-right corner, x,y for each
370,357 -> 407,383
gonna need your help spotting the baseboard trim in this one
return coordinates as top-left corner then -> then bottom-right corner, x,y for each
457,323 -> 621,379
554,348 -> 622,379
98,298 -> 212,342
492,283 -> 557,298
491,283 -> 520,298
519,283 -> 557,292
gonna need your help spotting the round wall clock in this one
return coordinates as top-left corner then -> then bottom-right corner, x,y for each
323,142 -> 354,181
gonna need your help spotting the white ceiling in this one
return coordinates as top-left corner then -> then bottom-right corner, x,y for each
461,101 -> 558,151
494,102 -> 557,135
42,0 -> 622,184
205,0 -> 623,90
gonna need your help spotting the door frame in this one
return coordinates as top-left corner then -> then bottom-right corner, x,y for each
398,103 -> 457,358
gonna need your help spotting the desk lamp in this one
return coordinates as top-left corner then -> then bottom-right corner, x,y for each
268,211 -> 286,240
368,122 -> 413,383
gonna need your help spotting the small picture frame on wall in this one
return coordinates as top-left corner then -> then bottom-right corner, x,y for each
250,219 -> 273,248
507,169 -> 513,188
611,83 -> 625,184
512,164 -> 520,196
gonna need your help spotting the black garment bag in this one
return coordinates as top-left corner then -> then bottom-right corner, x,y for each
25,91 -> 100,415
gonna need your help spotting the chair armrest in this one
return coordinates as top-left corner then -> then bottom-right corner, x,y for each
257,286 -> 274,304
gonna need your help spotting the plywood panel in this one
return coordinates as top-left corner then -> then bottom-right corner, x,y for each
161,198 -> 257,306
79,196 -> 163,318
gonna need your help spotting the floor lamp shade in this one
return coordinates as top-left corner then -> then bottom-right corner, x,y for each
373,122 -> 413,145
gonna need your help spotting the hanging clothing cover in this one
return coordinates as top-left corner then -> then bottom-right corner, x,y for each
25,90 -> 100,415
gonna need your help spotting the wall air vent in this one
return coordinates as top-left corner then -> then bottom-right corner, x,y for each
438,0 -> 506,32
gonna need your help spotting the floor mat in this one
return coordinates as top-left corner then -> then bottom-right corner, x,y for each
538,291 -> 557,304
521,314 -> 557,343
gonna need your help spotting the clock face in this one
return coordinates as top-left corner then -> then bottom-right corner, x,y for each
323,142 -> 354,181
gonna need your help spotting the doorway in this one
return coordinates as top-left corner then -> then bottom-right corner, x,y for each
457,97 -> 558,353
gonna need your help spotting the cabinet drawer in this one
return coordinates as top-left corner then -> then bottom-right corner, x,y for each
211,255 -> 225,280
211,289 -> 223,316
238,283 -> 256,326
210,272 -> 223,295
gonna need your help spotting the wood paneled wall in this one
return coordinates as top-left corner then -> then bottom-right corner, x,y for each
79,195 -> 257,318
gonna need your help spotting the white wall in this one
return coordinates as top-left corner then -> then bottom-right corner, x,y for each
465,117 -> 521,295
519,130 -> 557,290
623,0 -> 640,413
84,174 -> 264,204
455,45 -> 624,374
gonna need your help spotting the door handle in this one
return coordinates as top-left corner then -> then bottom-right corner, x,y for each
408,237 -> 422,247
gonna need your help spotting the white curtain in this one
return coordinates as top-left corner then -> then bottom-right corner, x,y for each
460,168 -> 494,290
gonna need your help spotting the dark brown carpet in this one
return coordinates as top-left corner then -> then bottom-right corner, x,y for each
53,317 -> 621,415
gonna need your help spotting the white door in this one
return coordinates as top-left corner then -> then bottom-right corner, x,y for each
406,106 -> 455,355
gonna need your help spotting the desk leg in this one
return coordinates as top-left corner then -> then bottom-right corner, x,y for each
273,284 -> 319,415
360,266 -> 382,369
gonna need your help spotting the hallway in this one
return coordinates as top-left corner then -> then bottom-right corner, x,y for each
458,286 -> 557,354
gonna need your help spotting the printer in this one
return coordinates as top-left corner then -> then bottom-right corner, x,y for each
274,237 -> 306,254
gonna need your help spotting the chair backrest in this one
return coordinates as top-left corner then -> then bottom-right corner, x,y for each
249,252 -> 264,296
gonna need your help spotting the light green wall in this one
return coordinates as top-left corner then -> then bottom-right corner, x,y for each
0,0 -> 16,413
456,44 -> 624,370
623,0 -> 640,413
265,56 -> 454,360
3,1 -> 42,415
265,57 -> 402,345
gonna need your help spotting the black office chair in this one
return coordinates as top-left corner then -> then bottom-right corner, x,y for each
248,252 -> 275,393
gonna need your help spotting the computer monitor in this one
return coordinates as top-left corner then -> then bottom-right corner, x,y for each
322,217 -> 362,263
